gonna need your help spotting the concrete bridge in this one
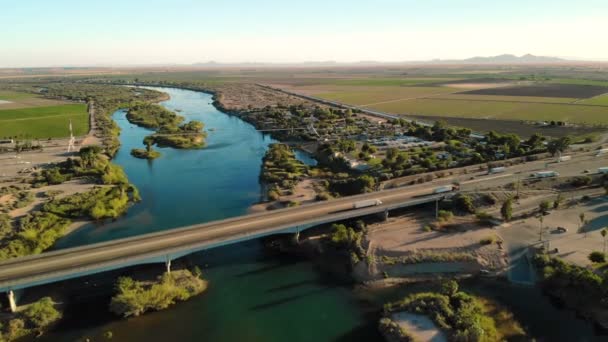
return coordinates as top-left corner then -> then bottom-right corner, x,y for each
0,184 -> 456,311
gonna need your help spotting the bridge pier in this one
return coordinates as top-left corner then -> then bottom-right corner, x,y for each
292,230 -> 300,245
377,209 -> 389,221
165,257 -> 172,274
435,199 -> 440,219
7,290 -> 16,313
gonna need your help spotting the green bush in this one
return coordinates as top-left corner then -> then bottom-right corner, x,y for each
453,194 -> 475,213
109,270 -> 207,318
22,297 -> 61,330
480,236 -> 496,245
385,289 -> 498,342
437,210 -> 454,222
589,251 -> 606,263
0,212 -> 71,260
42,185 -> 139,220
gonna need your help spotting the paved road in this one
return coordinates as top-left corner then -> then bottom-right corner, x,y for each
2,149 -> 607,290
0,183 -> 448,291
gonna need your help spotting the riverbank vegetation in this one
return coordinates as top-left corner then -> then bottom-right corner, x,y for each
378,317 -> 416,342
126,101 -> 207,149
384,280 -> 500,342
0,145 -> 140,260
31,146 -> 132,188
0,212 -> 71,261
261,143 -> 309,200
0,186 -> 34,212
42,184 -> 139,220
131,147 -> 161,160
109,269 -> 207,318
148,120 -> 206,149
533,254 -> 608,328
126,102 -> 182,129
0,297 -> 61,341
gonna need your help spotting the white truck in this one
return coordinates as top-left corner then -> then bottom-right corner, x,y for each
557,155 -> 571,162
531,171 -> 559,178
353,199 -> 382,209
596,149 -> 608,157
488,166 -> 506,174
433,185 -> 458,194
598,167 -> 608,174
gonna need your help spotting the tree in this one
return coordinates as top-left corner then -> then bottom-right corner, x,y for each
440,280 -> 459,297
539,200 -> 551,214
454,194 -> 475,213
579,212 -> 586,236
553,193 -> 563,209
547,136 -> 572,156
538,215 -> 544,241
602,228 -> 607,255
22,297 -> 61,330
589,251 -> 606,263
501,198 -> 513,222
79,145 -> 102,168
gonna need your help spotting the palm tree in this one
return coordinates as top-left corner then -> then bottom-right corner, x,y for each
602,228 -> 607,255
579,212 -> 586,237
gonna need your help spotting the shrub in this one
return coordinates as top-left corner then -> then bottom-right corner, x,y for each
501,198 -> 513,221
476,211 -> 494,224
437,210 -> 454,222
453,194 -> 475,213
571,176 -> 592,187
589,251 -> 606,263
110,270 -> 207,318
480,236 -> 496,245
22,297 -> 61,330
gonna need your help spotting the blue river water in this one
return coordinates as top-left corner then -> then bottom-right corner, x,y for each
44,87 -> 379,341
41,87 -> 602,342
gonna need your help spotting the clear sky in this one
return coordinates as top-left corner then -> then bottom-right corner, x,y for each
2,0 -> 607,67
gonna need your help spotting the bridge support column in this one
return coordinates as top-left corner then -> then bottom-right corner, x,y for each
292,229 -> 300,245
435,199 -> 440,219
165,257 -> 171,274
375,209 -> 389,221
7,290 -> 16,313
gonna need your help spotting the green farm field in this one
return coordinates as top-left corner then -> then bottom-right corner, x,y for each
313,86 -> 459,106
364,98 -> 608,124
0,104 -> 88,139
579,94 -> 608,106
433,93 -> 578,104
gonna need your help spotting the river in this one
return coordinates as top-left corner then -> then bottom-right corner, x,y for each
37,87 -> 602,341
41,87 -> 380,341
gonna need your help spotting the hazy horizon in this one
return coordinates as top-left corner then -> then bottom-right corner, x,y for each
3,0 -> 608,68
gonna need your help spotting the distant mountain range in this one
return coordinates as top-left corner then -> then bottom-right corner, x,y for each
189,54 -> 569,68
430,54 -> 566,64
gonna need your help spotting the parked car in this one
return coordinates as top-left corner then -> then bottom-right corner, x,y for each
556,227 -> 568,233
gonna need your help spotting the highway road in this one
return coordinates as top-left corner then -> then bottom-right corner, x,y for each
0,183 -> 448,291
1,148 -> 607,291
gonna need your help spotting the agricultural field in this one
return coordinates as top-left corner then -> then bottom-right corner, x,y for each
313,86 -> 459,106
579,94 -> 608,106
0,102 -> 88,139
0,90 -> 67,109
366,98 -> 608,125
461,83 -> 608,98
271,75 -> 608,126
434,93 -> 577,104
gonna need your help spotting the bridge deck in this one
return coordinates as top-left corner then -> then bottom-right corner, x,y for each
0,184 -> 453,291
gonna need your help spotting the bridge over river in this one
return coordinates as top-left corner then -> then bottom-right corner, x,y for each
0,184 -> 454,310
